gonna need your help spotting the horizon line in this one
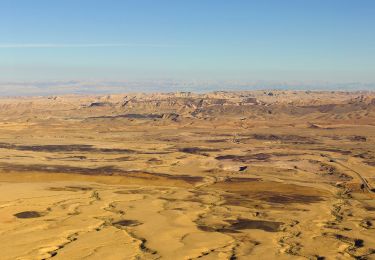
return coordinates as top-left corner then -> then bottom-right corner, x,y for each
0,43 -> 185,49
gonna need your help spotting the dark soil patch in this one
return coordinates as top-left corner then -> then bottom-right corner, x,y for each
88,102 -> 112,107
364,160 -> 375,166
197,225 -> 239,234
226,218 -> 284,232
148,158 -> 163,164
348,135 -> 367,142
0,143 -> 137,154
205,139 -> 227,143
251,134 -> 316,144
197,219 -> 283,233
90,114 -> 163,119
214,179 -> 327,205
238,166 -> 248,171
46,156 -> 87,161
223,191 -> 324,205
114,189 -> 150,194
14,211 -> 43,219
49,186 -> 93,192
312,148 -> 352,155
197,225 -> 217,232
0,163 -> 203,184
355,152 -> 374,160
113,220 -> 141,227
270,152 -> 306,157
225,177 -> 261,182
0,163 -> 125,175
179,147 -> 221,156
154,173 -> 204,184
254,192 -> 324,204
108,156 -> 135,162
222,194 -> 259,208
216,153 -> 271,162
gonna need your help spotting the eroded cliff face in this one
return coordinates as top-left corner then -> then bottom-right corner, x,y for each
1,91 -> 374,123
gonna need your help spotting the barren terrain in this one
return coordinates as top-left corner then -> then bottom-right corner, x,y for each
0,90 -> 375,259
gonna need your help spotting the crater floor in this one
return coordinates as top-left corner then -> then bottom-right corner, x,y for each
0,91 -> 374,259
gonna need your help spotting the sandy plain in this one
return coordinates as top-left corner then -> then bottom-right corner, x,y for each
0,90 -> 374,259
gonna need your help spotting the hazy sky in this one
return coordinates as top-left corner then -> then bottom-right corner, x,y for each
1,0 -> 374,84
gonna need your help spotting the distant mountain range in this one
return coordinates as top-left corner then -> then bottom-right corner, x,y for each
0,80 -> 374,96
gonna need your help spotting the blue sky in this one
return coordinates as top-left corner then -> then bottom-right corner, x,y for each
1,0 -> 374,84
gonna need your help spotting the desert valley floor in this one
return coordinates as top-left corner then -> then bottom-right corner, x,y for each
0,90 -> 375,260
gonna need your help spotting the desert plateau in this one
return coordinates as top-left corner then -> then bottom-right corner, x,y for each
0,90 -> 375,260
